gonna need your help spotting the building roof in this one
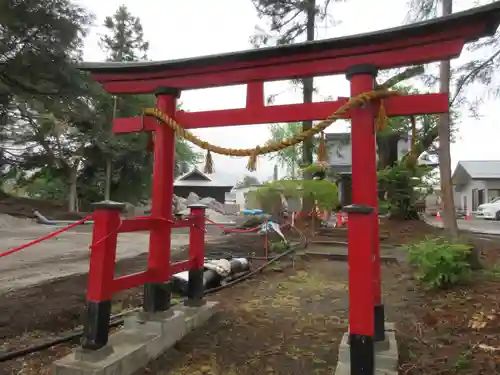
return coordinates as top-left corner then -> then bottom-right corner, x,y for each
174,168 -> 236,187
328,165 -> 352,175
453,160 -> 500,182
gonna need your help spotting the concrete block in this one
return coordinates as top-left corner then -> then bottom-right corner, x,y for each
179,301 -> 218,331
336,322 -> 399,375
335,362 -> 398,375
52,301 -> 219,375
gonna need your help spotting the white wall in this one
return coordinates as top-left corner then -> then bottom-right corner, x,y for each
455,179 -> 500,211
233,186 -> 261,211
327,137 -> 411,165
327,139 -> 352,165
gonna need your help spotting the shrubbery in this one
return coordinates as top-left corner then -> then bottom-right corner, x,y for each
404,237 -> 472,289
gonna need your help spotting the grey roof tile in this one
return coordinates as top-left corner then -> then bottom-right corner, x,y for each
458,160 -> 500,179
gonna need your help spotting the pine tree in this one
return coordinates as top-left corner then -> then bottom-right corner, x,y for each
0,0 -> 92,97
0,0 -> 92,190
251,0 -> 345,210
101,5 -> 149,62
93,5 -> 199,202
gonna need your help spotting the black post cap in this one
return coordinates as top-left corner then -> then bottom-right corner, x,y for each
346,64 -> 379,80
92,200 -> 126,211
343,204 -> 374,215
188,203 -> 208,209
154,87 -> 181,98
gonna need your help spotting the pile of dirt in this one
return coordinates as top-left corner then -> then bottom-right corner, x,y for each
380,218 -> 443,244
0,213 -> 34,229
312,218 -> 442,245
0,192 -> 87,220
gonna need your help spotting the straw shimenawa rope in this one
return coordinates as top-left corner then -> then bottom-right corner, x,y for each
142,89 -> 400,172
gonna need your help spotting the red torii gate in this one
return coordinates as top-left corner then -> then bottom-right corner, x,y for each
80,4 -> 500,374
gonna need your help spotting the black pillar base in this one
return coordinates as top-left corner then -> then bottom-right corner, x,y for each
349,334 -> 374,375
184,268 -> 205,307
374,304 -> 386,342
81,300 -> 112,350
143,283 -> 171,313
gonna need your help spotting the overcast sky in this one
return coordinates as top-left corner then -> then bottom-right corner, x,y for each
78,0 -> 500,183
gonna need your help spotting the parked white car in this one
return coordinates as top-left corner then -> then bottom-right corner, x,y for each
476,197 -> 500,220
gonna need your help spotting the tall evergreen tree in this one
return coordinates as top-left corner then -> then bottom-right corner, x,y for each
91,5 -> 199,203
251,0 -> 344,210
101,5 -> 149,62
0,0 -> 92,191
0,0 -> 92,98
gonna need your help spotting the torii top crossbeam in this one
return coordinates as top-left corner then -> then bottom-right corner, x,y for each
81,3 -> 500,94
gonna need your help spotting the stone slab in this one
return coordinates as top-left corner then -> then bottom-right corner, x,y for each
335,322 -> 399,375
335,362 -> 398,375
52,301 -> 218,375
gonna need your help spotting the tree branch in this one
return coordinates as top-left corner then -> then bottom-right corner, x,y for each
450,48 -> 500,107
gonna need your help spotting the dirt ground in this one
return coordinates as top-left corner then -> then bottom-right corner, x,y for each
395,239 -> 500,375
1,256 -> 408,375
1,214 -> 500,375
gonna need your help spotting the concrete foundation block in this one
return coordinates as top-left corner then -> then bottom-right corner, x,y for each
335,362 -> 398,375
336,322 -> 399,375
52,301 -> 219,375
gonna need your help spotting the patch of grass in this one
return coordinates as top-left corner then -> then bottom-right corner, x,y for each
403,236 -> 472,289
485,263 -> 500,280
453,349 -> 472,371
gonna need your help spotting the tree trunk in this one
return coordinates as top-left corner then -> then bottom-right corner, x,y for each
68,167 -> 78,213
104,156 -> 112,200
439,0 -> 459,238
376,133 -> 401,169
104,96 -> 118,201
301,0 -> 316,212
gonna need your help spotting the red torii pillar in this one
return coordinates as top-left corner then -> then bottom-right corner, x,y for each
345,64 -> 389,373
143,87 -> 179,312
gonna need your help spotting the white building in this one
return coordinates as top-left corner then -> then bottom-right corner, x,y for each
453,160 -> 500,212
325,132 -> 412,174
232,185 -> 262,211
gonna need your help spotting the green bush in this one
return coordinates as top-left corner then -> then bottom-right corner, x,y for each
404,237 -> 472,289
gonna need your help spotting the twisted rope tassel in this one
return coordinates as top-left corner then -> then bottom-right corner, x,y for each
203,150 -> 214,174
246,146 -> 261,171
375,99 -> 389,131
317,131 -> 327,163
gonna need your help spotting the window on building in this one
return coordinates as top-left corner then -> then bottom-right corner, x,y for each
488,189 -> 500,202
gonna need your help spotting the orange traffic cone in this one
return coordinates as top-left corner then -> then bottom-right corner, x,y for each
337,211 -> 343,228
465,211 -> 471,221
436,211 -> 441,220
344,213 -> 348,226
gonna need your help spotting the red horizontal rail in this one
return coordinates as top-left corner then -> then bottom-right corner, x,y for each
101,40 -> 464,94
119,217 -> 157,232
111,259 -> 195,292
111,270 -> 150,294
113,93 -> 448,133
171,218 -> 194,228
169,260 -> 193,278
118,217 -> 195,232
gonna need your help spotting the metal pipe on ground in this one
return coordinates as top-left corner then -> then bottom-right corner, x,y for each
33,211 -> 94,225
170,258 -> 251,295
